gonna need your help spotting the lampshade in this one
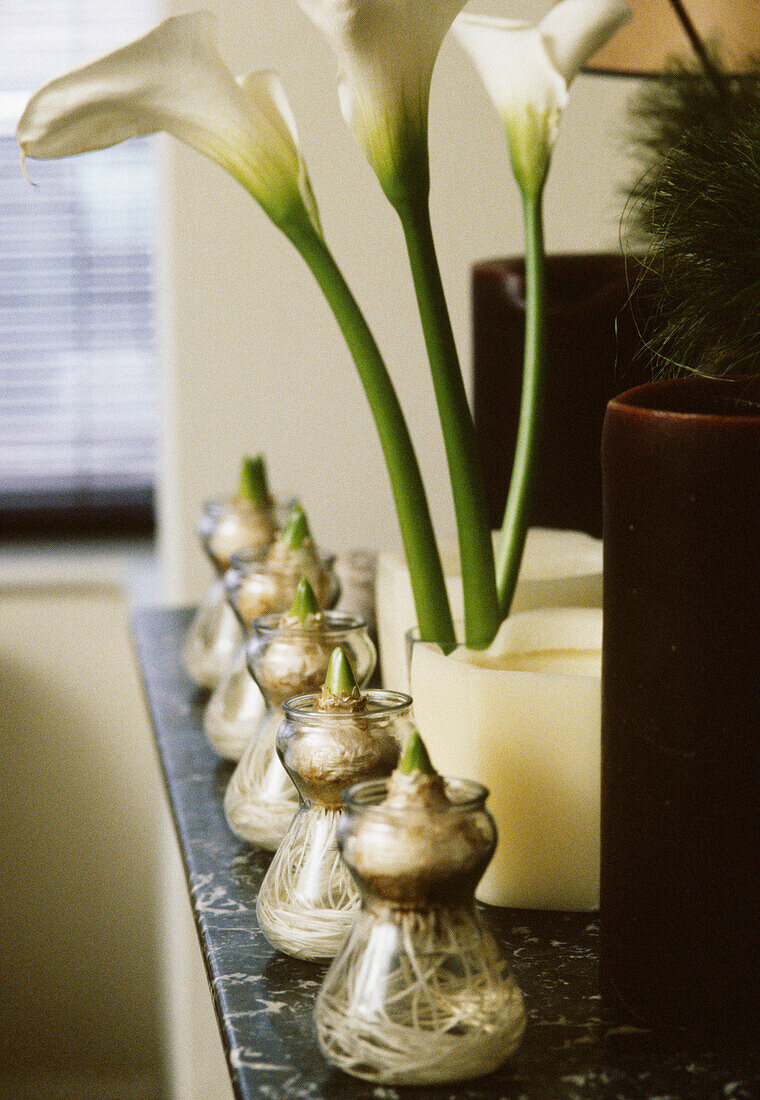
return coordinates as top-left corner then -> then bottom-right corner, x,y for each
585,0 -> 760,75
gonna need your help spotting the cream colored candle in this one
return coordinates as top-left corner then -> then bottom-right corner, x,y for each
410,607 -> 601,911
376,528 -> 602,692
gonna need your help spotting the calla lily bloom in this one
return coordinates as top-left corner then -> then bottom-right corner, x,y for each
296,0 -> 466,198
455,0 -> 631,196
17,12 -> 321,235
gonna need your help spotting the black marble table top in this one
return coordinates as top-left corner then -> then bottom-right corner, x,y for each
132,607 -> 760,1100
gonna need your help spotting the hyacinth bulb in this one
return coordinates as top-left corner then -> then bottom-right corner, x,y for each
255,662 -> 411,960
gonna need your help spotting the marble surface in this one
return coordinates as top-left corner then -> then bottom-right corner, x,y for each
132,607 -> 760,1100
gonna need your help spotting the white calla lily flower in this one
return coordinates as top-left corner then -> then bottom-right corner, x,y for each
17,12 -> 321,235
296,0 -> 466,199
455,0 -> 631,195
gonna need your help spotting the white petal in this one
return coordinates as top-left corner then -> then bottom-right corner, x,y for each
539,0 -> 632,84
454,15 -> 568,124
17,13 -> 319,232
455,2 -> 630,193
296,0 -> 468,187
238,71 -> 322,234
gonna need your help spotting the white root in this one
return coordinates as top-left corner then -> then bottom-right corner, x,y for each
204,645 -> 266,761
181,579 -> 242,690
315,907 -> 526,1085
224,710 -> 298,849
256,806 -> 360,960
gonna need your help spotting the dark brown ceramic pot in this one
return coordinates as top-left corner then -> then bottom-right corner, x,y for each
473,253 -> 649,539
601,376 -> 760,1037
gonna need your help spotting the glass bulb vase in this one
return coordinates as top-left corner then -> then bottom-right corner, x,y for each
224,612 -> 376,849
256,690 -> 413,960
203,546 -> 339,760
181,577 -> 243,692
182,497 -> 278,689
315,776 -> 526,1085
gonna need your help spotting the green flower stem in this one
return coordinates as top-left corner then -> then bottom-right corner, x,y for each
496,187 -> 546,618
287,224 -> 456,652
395,195 -> 500,650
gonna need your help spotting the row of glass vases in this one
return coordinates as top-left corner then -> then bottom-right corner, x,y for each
181,496 -> 526,1086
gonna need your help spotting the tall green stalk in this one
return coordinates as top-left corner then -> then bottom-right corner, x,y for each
496,188 -> 546,617
288,223 -> 456,651
395,194 -> 500,650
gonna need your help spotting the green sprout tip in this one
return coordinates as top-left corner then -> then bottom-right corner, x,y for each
238,454 -> 269,504
398,729 -> 437,776
289,577 -> 320,623
323,646 -> 358,697
281,503 -> 311,549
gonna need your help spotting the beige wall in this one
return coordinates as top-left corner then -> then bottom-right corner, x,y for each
0,555 -> 235,1100
156,0 -> 640,604
0,573 -> 162,1096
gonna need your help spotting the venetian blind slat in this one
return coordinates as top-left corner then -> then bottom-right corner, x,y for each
0,4 -> 157,507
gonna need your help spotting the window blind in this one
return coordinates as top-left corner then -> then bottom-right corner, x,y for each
0,3 -> 157,523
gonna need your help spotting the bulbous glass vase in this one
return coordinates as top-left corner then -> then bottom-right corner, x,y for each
182,497 -> 278,690
315,776 -> 527,1085
256,691 -> 414,961
224,612 -> 375,849
203,546 -> 339,760
225,546 -> 338,631
181,576 -> 243,692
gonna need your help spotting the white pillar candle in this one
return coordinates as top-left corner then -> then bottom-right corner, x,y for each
376,528 -> 602,692
410,607 -> 602,911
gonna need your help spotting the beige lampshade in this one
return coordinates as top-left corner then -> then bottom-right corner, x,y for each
585,0 -> 760,75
